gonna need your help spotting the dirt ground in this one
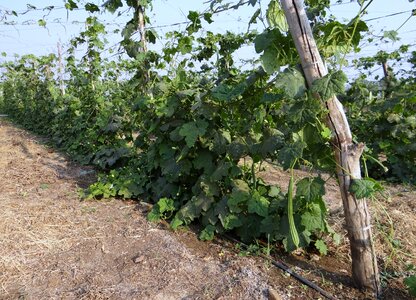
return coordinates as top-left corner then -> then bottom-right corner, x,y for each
0,117 -> 415,300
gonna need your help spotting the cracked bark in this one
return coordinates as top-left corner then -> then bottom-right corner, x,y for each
280,0 -> 380,297
137,4 -> 147,52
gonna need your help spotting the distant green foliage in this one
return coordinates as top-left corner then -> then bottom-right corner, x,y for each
2,0 -> 383,254
346,49 -> 416,184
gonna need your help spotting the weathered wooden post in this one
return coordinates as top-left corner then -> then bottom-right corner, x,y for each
137,3 -> 147,52
279,0 -> 380,296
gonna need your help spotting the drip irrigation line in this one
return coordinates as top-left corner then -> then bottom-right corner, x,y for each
138,200 -> 337,299
221,234 -> 337,300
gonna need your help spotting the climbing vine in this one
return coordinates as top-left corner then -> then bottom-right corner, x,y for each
1,0 -> 408,257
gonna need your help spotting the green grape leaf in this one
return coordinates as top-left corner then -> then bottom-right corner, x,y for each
247,191 -> 269,217
186,11 -> 202,34
199,224 -> 216,241
349,178 -> 381,199
221,214 -> 243,230
268,186 -> 281,197
332,232 -> 341,245
254,29 -> 295,74
256,132 -> 283,156
65,0 -> 78,10
38,19 -> 47,27
157,198 -> 176,213
194,193 -> 216,213
200,180 -> 220,198
320,126 -> 332,140
404,275 -> 416,296
248,8 -> 261,26
301,203 -> 325,232
179,119 -> 208,147
296,177 -> 326,202
311,70 -> 347,101
193,150 -> 214,173
227,180 -> 250,213
85,3 -> 100,12
210,161 -> 232,181
277,141 -> 306,170
315,239 -> 328,255
227,141 -> 246,160
203,12 -> 213,24
266,0 -> 288,32
176,194 -> 213,224
170,216 -> 183,230
103,0 -> 122,13
211,83 -> 246,102
275,67 -> 306,98
178,36 -> 193,54
260,48 -> 281,74
383,30 -> 400,42
147,209 -> 161,222
147,197 -> 176,222
260,214 -> 282,238
118,186 -> 133,198
146,29 -> 157,44
235,215 -> 262,242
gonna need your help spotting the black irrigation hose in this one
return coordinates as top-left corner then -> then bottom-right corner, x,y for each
222,234 -> 337,300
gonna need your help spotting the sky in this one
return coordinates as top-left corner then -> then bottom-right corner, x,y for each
0,0 -> 415,77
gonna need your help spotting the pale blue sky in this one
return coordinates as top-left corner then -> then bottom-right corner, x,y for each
0,0 -> 415,77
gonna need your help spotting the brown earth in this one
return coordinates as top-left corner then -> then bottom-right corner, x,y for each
0,117 -> 415,300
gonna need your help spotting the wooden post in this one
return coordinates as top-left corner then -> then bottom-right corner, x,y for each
57,42 -> 65,96
137,4 -> 147,52
279,0 -> 380,296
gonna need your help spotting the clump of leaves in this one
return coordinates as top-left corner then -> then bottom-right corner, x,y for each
0,4 -> 347,255
404,275 -> 416,297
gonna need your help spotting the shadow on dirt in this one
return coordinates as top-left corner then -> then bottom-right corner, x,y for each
3,119 -> 96,190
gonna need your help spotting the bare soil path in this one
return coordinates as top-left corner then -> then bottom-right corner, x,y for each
0,118 -> 415,300
0,119 -> 278,300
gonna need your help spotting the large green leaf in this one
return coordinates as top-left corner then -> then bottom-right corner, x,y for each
210,160 -> 232,181
404,275 -> 416,296
266,0 -> 288,32
247,191 -> 270,217
277,141 -> 306,170
193,150 -> 214,174
318,20 -> 368,56
254,29 -> 296,74
314,239 -> 328,255
275,67 -> 307,98
311,70 -> 347,101
296,177 -> 326,202
300,202 -> 325,232
176,194 -> 215,224
349,178 -> 381,199
221,214 -> 243,230
199,224 -> 216,241
235,215 -> 263,242
260,48 -> 281,74
227,140 -> 246,160
211,83 -> 247,102
260,214 -> 282,238
179,119 -> 208,147
227,179 -> 251,213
